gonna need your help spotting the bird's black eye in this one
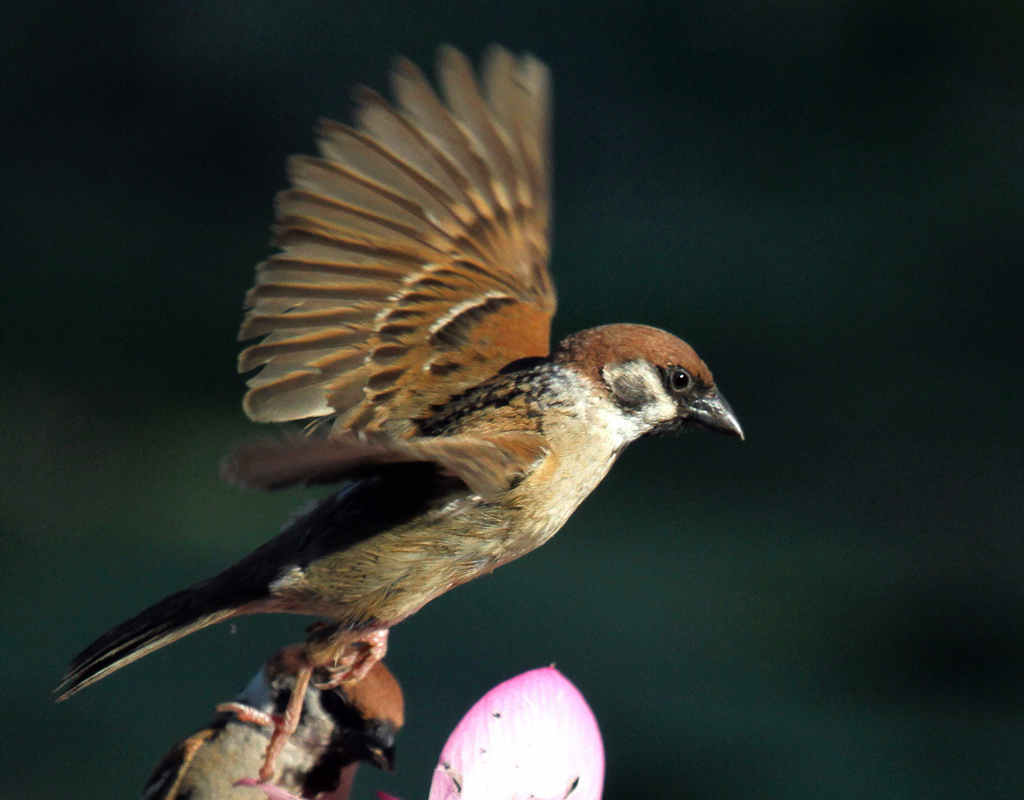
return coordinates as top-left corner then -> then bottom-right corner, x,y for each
666,366 -> 692,393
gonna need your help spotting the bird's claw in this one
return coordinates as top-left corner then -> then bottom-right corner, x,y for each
312,629 -> 390,690
216,702 -> 280,729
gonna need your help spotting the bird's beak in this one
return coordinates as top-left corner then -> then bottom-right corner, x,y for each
367,744 -> 397,773
688,391 -> 744,440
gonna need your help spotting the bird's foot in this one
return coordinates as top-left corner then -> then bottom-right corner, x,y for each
228,661 -> 313,782
215,702 -> 279,729
313,629 -> 390,690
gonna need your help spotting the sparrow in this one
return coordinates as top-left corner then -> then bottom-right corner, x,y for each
58,45 -> 742,780
141,646 -> 403,800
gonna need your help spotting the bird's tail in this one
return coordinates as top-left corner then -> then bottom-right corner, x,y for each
56,581 -> 244,702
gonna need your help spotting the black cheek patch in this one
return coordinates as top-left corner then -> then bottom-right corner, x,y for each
604,366 -> 652,411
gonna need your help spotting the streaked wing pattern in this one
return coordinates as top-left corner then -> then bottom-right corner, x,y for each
239,46 -> 555,436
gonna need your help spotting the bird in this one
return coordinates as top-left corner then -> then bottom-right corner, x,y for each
57,44 -> 743,781
140,645 -> 403,800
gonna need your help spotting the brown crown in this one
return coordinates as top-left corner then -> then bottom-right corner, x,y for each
552,323 -> 713,387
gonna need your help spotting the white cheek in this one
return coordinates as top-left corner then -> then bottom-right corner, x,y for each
642,390 -> 678,428
590,402 -> 648,446
633,366 -> 677,427
601,360 -> 677,435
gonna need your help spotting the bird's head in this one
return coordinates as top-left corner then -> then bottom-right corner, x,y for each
553,323 -> 743,442
358,719 -> 400,773
344,659 -> 405,773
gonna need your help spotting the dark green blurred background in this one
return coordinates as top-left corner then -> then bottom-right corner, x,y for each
3,1 -> 1022,798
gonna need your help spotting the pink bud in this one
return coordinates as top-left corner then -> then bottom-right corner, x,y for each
428,667 -> 604,800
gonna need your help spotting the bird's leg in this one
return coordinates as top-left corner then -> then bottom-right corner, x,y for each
213,643 -> 307,732
217,663 -> 316,782
310,628 -> 390,690
218,629 -> 388,783
256,660 -> 314,782
215,702 -> 277,729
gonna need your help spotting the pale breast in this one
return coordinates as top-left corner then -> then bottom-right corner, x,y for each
269,366 -> 635,628
511,369 -> 634,545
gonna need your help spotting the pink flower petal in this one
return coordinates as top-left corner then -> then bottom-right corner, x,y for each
428,667 -> 604,800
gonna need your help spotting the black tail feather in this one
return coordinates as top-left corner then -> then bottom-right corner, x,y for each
56,583 -> 241,701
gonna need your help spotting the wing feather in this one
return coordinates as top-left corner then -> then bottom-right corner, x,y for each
238,47 -> 555,435
224,431 -> 548,499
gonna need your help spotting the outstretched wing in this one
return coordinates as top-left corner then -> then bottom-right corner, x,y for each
238,46 -> 555,437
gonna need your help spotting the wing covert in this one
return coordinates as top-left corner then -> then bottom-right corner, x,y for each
223,431 -> 549,500
238,46 -> 555,436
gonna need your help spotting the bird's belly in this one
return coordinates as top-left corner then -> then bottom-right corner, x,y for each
268,501 -> 534,627
269,437 -> 619,630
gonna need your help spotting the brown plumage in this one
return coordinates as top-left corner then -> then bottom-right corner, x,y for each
239,45 -> 554,435
58,46 -> 742,783
141,648 -> 403,800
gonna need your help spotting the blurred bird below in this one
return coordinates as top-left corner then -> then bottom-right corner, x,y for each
141,645 -> 403,800
243,666 -> 603,800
